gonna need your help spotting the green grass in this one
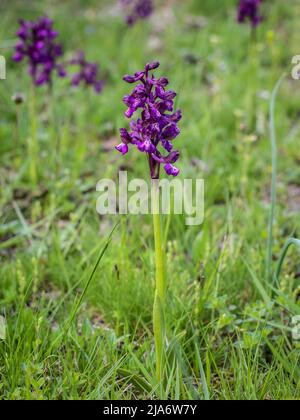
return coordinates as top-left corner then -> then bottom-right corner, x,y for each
0,0 -> 300,400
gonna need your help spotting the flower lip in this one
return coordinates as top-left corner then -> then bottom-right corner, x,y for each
115,143 -> 129,155
164,163 -> 180,177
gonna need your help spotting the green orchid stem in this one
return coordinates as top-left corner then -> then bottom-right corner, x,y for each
15,106 -> 20,146
266,74 -> 286,281
152,180 -> 166,384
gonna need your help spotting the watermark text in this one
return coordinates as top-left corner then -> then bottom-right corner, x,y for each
0,55 -> 6,80
96,171 -> 204,226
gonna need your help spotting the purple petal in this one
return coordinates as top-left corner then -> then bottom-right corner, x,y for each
157,77 -> 169,86
164,163 -> 180,177
162,140 -> 173,152
57,65 -> 67,77
145,61 -> 160,71
167,150 -> 180,163
120,128 -> 132,144
163,123 -> 180,140
13,52 -> 24,62
94,80 -> 104,93
72,74 -> 81,86
164,90 -> 177,101
115,143 -> 129,155
125,107 -> 135,118
169,110 -> 182,123
123,71 -> 144,83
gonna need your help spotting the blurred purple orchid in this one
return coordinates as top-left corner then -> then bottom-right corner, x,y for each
13,16 -> 66,87
69,51 -> 104,94
237,0 -> 263,27
120,0 -> 154,26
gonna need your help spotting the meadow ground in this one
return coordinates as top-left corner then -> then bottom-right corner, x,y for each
0,0 -> 300,400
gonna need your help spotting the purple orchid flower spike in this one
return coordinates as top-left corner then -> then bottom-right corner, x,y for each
120,0 -> 154,26
116,61 -> 182,178
237,0 -> 263,28
69,51 -> 104,94
13,16 -> 66,87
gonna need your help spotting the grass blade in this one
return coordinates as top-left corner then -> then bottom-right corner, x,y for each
53,221 -> 119,346
243,259 -> 271,305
